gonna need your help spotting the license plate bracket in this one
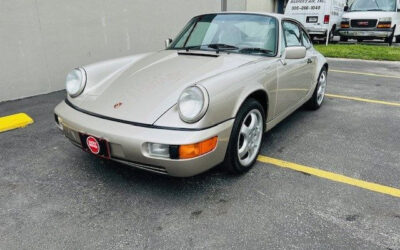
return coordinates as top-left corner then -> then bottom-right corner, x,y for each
79,133 -> 111,159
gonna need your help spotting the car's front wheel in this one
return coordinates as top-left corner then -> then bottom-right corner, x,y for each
306,67 -> 327,110
223,98 -> 265,174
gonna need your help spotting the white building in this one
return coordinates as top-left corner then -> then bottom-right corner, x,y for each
1,0 -> 289,102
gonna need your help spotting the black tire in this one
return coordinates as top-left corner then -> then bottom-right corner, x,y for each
328,27 -> 335,43
222,98 -> 265,174
357,38 -> 363,43
396,36 -> 400,44
306,67 -> 327,110
340,36 -> 348,42
386,28 -> 395,45
386,37 -> 393,46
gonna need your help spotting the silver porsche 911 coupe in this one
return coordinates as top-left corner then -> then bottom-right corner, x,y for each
54,12 -> 328,177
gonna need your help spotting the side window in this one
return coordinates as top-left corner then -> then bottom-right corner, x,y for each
282,21 -> 302,47
301,30 -> 312,49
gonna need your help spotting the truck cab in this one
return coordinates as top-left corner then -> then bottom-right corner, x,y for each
338,0 -> 400,44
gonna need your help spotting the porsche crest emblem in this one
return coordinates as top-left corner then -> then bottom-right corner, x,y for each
113,102 -> 123,109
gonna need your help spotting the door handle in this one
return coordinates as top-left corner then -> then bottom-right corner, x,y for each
307,58 -> 313,64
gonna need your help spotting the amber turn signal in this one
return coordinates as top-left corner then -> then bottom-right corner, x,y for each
179,137 -> 218,159
341,23 -> 350,28
377,22 -> 391,28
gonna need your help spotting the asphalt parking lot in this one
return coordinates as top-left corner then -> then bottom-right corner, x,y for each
1,58 -> 400,249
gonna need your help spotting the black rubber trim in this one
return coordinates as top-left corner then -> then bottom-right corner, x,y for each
64,99 -> 234,132
177,52 -> 219,57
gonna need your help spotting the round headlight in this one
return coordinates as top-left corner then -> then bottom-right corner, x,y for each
178,85 -> 209,123
66,68 -> 86,97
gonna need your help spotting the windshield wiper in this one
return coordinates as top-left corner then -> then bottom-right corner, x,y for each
181,44 -> 238,53
239,47 -> 272,55
207,43 -> 239,51
181,45 -> 202,51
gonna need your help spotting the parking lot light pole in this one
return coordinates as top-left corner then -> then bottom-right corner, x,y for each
221,0 -> 227,11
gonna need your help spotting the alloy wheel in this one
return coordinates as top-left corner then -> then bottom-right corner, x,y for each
317,70 -> 327,105
237,109 -> 263,167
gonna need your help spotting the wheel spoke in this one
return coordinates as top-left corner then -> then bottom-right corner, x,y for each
238,142 -> 249,158
248,113 -> 257,131
240,124 -> 251,137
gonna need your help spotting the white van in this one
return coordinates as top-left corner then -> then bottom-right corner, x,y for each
338,0 -> 400,44
284,0 -> 347,42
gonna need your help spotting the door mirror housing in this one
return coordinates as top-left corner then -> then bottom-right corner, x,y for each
284,46 -> 307,59
344,5 -> 349,12
165,38 -> 173,49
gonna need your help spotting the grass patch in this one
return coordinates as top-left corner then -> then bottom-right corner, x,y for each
314,44 -> 400,61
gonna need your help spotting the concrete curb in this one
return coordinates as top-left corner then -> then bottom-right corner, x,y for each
327,57 -> 400,65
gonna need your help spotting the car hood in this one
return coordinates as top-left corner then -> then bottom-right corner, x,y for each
72,50 -> 261,125
342,11 -> 397,20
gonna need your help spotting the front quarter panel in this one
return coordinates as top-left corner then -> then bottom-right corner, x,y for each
154,58 -> 279,129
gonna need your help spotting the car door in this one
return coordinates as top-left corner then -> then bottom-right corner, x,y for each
300,27 -> 316,90
275,20 -> 313,117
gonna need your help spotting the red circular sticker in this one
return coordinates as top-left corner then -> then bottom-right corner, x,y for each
86,136 -> 100,155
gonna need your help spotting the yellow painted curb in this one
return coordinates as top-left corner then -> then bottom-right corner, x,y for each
258,155 -> 400,198
326,94 -> 400,107
0,113 -> 34,133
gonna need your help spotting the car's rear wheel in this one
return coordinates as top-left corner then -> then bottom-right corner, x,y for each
223,98 -> 265,174
340,36 -> 348,42
396,36 -> 400,43
306,67 -> 327,110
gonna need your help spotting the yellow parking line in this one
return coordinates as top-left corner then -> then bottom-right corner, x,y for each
258,155 -> 400,198
0,113 -> 34,133
326,93 -> 400,107
330,69 -> 400,79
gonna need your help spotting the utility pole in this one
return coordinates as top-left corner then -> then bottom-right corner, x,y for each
221,0 -> 227,11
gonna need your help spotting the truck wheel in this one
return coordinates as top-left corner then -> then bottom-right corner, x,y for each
357,38 -> 363,43
386,28 -> 395,45
385,37 -> 393,46
328,30 -> 334,43
340,36 -> 348,42
396,36 -> 400,43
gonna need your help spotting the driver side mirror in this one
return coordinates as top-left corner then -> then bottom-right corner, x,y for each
165,38 -> 173,49
344,5 -> 349,12
285,46 -> 306,60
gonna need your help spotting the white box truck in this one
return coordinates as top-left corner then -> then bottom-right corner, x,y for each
285,0 -> 347,42
338,0 -> 400,45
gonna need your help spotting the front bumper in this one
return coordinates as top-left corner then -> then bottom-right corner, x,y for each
54,101 -> 234,177
306,27 -> 327,36
338,28 -> 393,38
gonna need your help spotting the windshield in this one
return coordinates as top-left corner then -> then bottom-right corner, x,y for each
169,14 -> 278,56
350,0 -> 396,11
